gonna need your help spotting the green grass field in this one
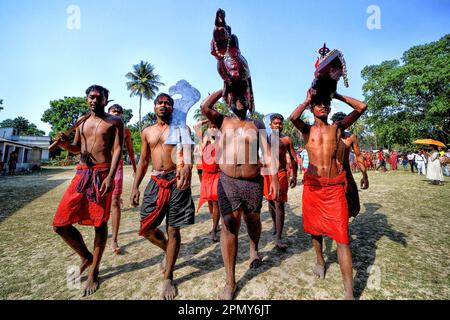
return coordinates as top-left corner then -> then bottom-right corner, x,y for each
0,166 -> 449,300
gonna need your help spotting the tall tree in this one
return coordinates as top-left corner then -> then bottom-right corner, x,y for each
41,97 -> 89,139
126,61 -> 164,132
361,34 -> 450,148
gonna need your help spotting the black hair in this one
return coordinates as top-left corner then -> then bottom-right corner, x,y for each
85,85 -> 109,101
331,112 -> 346,122
270,113 -> 284,122
108,104 -> 123,114
154,93 -> 174,106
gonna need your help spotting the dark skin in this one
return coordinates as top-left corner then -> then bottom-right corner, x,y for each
290,88 -> 367,300
267,117 -> 298,250
201,89 -> 279,300
335,131 -> 369,189
193,120 -> 221,242
53,89 -> 124,297
108,108 -> 137,254
130,95 -> 192,300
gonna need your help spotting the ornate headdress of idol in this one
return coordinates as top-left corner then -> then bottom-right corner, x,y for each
314,43 -> 349,88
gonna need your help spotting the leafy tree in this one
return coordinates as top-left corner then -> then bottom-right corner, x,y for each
122,108 -> 133,125
126,61 -> 164,132
361,34 -> 450,148
0,117 -> 45,136
41,97 -> 89,139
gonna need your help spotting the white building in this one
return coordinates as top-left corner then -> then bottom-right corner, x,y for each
0,128 -> 50,173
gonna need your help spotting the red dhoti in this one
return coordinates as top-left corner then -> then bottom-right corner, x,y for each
197,142 -> 220,211
52,163 -> 113,227
263,169 -> 289,202
302,172 -> 349,244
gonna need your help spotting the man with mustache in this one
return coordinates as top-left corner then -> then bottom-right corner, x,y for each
52,85 -> 124,296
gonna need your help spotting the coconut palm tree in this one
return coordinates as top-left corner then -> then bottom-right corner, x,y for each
125,61 -> 164,132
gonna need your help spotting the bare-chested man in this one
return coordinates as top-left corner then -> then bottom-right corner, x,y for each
290,88 -> 367,299
108,104 -> 137,255
201,90 -> 279,300
331,112 -> 369,218
131,93 -> 195,300
263,113 -> 298,250
52,85 -> 124,296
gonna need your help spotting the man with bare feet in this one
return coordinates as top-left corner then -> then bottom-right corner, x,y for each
331,112 -> 369,217
263,113 -> 298,250
131,93 -> 195,300
290,88 -> 367,300
52,85 -> 124,297
193,119 -> 221,242
108,104 -> 137,255
201,90 -> 279,300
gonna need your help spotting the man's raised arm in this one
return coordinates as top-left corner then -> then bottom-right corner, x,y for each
333,93 -> 368,130
200,90 -> 224,129
289,89 -> 312,134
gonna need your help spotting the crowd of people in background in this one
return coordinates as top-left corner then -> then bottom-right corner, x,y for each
290,146 -> 449,186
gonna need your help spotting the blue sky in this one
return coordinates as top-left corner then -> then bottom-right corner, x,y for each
0,0 -> 449,134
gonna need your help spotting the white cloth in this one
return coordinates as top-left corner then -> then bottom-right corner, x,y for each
426,152 -> 444,182
407,154 -> 415,161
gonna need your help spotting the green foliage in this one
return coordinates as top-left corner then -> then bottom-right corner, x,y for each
126,61 -> 164,132
122,108 -> 133,125
41,96 -> 89,139
0,116 -> 45,136
361,34 -> 450,148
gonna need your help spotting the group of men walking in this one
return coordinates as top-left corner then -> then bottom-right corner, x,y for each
51,82 -> 368,300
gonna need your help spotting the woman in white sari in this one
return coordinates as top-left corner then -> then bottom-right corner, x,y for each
426,146 -> 444,185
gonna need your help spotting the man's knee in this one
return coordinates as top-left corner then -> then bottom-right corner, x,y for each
95,222 -> 108,234
243,212 -> 261,225
222,213 -> 240,234
111,196 -> 121,208
167,226 -> 181,241
53,226 -> 66,235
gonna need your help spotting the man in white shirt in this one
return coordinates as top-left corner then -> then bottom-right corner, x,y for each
407,152 -> 416,173
415,151 -> 426,176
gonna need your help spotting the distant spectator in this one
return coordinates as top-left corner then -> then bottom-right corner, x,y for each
426,146 -> 444,185
8,151 -> 18,175
407,152 -> 415,173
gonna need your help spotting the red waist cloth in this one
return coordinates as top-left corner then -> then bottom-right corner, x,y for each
197,171 -> 220,211
302,172 -> 349,244
263,169 -> 289,202
197,144 -> 220,211
139,175 -> 177,236
52,163 -> 112,227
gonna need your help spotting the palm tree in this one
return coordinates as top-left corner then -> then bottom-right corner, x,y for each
125,61 -> 164,132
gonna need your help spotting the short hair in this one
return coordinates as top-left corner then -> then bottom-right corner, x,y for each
331,112 -> 347,122
270,113 -> 284,122
154,93 -> 174,106
108,104 -> 123,114
85,85 -> 109,101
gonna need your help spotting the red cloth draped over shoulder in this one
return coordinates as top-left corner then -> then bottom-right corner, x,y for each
302,172 -> 349,245
263,169 -> 289,202
197,142 -> 220,211
52,163 -> 112,228
139,175 -> 177,236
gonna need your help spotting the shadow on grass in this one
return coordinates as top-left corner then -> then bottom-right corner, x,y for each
0,168 -> 70,224
98,200 -> 310,299
323,202 -> 407,299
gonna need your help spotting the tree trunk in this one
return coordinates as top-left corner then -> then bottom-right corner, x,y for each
139,95 -> 142,132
